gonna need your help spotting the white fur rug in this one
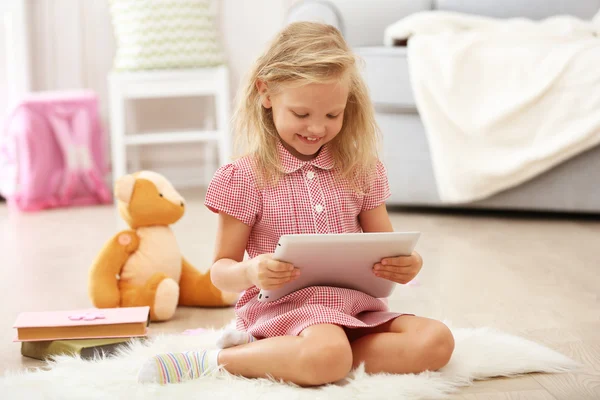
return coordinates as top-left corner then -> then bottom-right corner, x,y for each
0,323 -> 579,400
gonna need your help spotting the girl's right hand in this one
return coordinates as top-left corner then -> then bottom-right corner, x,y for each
245,254 -> 300,290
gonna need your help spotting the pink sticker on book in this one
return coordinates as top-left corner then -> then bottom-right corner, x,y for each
68,311 -> 106,321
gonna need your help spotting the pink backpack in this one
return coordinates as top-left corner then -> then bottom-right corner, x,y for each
0,90 -> 112,211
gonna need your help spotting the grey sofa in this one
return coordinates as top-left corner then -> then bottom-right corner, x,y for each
287,0 -> 600,214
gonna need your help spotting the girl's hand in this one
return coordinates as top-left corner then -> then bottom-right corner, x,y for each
245,254 -> 301,290
373,251 -> 423,284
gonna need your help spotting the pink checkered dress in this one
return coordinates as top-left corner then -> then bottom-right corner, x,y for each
205,140 -> 402,338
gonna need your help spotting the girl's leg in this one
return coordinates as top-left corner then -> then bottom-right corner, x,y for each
220,323 -> 352,385
348,315 -> 454,374
139,324 -> 353,387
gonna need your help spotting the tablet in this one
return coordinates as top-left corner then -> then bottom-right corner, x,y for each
257,231 -> 421,303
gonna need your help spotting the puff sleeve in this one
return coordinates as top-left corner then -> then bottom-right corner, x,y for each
204,163 -> 262,227
361,161 -> 392,212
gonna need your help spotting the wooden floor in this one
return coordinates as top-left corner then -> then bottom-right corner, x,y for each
1,190 -> 598,399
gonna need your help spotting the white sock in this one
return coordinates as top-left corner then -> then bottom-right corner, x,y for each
137,349 -> 221,385
216,328 -> 257,349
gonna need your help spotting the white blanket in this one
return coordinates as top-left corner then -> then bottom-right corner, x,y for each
384,11 -> 600,203
1,323 -> 580,400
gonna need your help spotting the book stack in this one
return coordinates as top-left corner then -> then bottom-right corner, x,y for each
13,306 -> 150,361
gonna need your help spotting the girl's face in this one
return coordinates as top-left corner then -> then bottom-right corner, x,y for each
258,80 -> 349,161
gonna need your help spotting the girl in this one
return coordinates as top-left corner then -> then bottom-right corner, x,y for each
138,21 -> 454,386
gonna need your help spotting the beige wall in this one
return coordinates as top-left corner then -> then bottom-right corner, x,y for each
22,0 -> 296,186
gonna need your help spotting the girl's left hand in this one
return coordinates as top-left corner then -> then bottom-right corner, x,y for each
373,251 -> 423,284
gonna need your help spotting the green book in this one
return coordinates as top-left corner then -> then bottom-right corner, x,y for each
21,337 -> 136,361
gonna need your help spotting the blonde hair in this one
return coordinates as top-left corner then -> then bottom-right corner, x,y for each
232,21 -> 380,191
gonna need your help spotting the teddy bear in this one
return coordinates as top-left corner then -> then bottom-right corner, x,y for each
88,170 -> 238,321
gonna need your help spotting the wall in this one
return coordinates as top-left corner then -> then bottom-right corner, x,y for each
22,0 -> 297,187
0,0 -> 31,129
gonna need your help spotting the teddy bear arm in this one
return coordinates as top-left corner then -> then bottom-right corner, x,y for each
88,230 -> 140,308
178,257 -> 238,307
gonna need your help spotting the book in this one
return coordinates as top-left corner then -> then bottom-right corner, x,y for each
21,337 -> 137,361
13,306 -> 150,342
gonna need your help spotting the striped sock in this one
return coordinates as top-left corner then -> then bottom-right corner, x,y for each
137,349 -> 221,384
216,328 -> 257,349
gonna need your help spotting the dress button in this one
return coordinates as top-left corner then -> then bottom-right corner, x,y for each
315,204 -> 324,213
306,171 -> 315,180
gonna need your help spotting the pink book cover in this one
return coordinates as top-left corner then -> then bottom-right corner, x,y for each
13,306 -> 150,342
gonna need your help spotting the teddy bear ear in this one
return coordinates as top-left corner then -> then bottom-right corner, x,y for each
115,174 -> 136,204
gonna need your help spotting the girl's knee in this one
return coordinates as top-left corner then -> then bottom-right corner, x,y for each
420,321 -> 455,370
299,339 -> 353,385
